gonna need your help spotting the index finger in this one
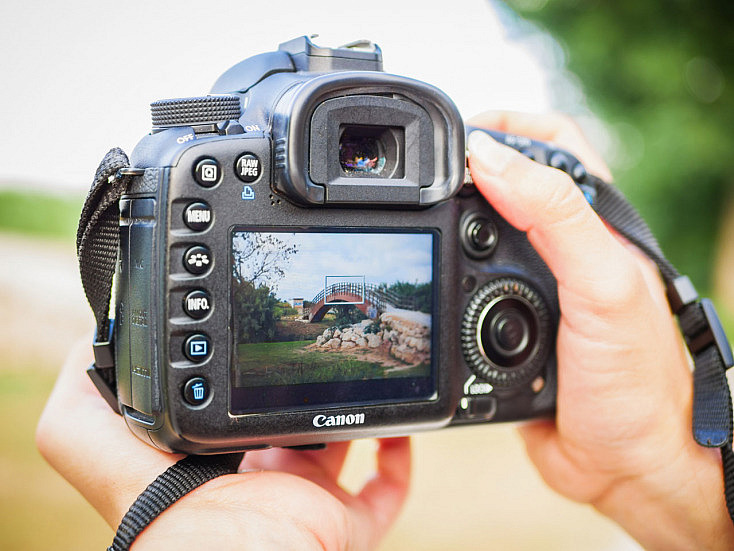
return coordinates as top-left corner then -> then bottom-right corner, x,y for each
468,110 -> 613,182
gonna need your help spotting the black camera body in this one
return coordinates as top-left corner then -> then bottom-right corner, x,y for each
114,37 -> 592,454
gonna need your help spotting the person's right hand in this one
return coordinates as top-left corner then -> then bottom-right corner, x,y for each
467,111 -> 734,551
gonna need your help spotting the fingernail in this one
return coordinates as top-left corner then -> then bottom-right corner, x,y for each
467,130 -> 513,174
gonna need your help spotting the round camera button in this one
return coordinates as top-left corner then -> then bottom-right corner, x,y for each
183,289 -> 213,320
194,158 -> 222,188
460,212 -> 498,259
235,153 -> 262,183
548,151 -> 570,173
183,377 -> 210,406
571,162 -> 587,183
183,245 -> 212,275
183,333 -> 212,363
183,202 -> 212,232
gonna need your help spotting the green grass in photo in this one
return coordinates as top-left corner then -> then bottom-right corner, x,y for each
236,340 -> 390,386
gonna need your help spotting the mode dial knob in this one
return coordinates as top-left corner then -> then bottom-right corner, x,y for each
461,277 -> 553,388
150,95 -> 241,128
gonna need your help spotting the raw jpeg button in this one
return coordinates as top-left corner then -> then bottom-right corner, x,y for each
235,153 -> 261,183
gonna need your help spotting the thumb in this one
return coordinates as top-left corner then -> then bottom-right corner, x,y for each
466,130 -> 639,307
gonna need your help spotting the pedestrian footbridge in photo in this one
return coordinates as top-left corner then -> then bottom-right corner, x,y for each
307,282 -> 417,322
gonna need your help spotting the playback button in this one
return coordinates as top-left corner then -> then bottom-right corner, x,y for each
183,333 -> 212,363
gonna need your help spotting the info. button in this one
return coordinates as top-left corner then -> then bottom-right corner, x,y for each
183,289 -> 212,320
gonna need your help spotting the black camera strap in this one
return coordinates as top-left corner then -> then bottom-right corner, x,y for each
77,149 -> 244,550
107,452 -> 244,551
585,175 -> 734,520
76,147 -> 132,413
76,148 -> 734,544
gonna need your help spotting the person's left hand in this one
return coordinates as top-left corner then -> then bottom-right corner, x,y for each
36,337 -> 411,550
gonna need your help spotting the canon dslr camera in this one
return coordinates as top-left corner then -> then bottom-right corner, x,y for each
103,36 -> 597,453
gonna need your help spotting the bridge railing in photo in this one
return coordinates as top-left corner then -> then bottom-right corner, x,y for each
309,282 -> 416,312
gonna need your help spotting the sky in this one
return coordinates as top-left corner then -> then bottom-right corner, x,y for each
233,231 -> 434,302
0,0 -> 555,192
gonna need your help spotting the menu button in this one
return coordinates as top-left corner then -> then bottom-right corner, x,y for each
183,202 -> 212,231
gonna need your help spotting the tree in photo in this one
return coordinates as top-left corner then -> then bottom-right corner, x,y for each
232,232 -> 298,290
233,280 -> 280,344
232,233 -> 299,343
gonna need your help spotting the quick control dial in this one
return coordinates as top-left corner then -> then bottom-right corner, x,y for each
462,277 -> 552,388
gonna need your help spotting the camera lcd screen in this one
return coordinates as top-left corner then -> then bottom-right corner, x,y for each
230,228 -> 437,414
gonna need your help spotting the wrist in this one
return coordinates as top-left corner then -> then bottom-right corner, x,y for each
594,444 -> 734,551
130,472 -> 346,551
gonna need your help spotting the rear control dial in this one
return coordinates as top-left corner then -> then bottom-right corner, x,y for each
462,277 -> 552,388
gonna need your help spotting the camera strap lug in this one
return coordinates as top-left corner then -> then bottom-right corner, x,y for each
118,167 -> 145,178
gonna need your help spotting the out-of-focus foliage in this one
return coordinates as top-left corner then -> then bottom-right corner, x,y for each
0,190 -> 81,241
504,0 -> 733,291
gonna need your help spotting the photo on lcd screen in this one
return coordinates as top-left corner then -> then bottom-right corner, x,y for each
231,230 -> 434,388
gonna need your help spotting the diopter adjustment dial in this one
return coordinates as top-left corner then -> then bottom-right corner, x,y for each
461,277 -> 552,388
150,95 -> 242,128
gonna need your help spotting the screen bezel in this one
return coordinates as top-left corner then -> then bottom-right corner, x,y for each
229,226 -> 440,415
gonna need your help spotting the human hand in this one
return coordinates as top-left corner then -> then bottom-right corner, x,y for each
467,111 -> 734,551
36,338 -> 410,550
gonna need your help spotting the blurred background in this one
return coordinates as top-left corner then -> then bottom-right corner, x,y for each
0,0 -> 731,549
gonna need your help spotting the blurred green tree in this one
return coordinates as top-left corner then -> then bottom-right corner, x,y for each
504,0 -> 733,292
